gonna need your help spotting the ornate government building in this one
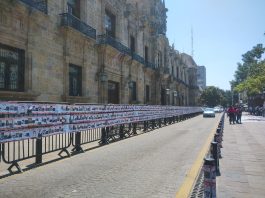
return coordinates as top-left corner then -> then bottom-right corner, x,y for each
0,0 -> 199,105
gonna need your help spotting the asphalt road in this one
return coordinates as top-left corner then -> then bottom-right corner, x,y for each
0,114 -> 221,198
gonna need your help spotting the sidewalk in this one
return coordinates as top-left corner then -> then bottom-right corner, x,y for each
217,113 -> 265,198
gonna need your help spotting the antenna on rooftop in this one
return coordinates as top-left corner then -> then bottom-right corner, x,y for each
191,27 -> 194,58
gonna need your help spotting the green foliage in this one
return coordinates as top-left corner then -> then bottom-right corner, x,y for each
199,86 -> 227,107
235,61 -> 265,95
231,43 -> 265,96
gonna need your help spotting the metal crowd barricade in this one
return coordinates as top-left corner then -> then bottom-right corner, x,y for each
0,102 -> 203,174
1,132 -> 73,173
72,128 -> 101,152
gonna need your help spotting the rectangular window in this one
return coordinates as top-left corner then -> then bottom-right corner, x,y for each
69,64 -> 82,96
105,10 -> 116,38
67,0 -> 80,18
145,46 -> 148,62
0,43 -> 25,91
130,36 -> 135,53
108,81 -> 119,104
146,85 -> 150,103
131,81 -> 137,101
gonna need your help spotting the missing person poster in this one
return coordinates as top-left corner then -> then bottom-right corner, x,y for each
0,102 -> 202,143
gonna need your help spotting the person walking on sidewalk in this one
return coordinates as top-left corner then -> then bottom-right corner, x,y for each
236,107 -> 242,124
227,106 -> 236,124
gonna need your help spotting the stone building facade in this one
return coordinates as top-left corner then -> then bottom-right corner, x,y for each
0,0 -> 199,105
197,65 -> 206,90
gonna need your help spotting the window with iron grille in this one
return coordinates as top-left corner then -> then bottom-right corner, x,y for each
146,85 -> 150,103
105,10 -> 116,38
0,43 -> 25,91
69,64 -> 82,96
131,81 -> 137,101
67,0 -> 80,18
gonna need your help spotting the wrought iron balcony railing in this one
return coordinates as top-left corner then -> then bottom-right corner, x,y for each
132,53 -> 145,65
97,34 -> 131,56
173,77 -> 189,87
145,61 -> 156,69
60,13 -> 96,40
97,35 -> 157,70
20,0 -> 48,14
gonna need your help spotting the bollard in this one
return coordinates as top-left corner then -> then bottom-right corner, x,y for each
203,157 -> 216,198
35,135 -> 42,164
214,134 -> 222,158
216,128 -> 223,141
211,141 -> 220,176
214,132 -> 223,148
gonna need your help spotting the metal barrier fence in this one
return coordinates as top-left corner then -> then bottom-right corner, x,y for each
0,103 -> 202,174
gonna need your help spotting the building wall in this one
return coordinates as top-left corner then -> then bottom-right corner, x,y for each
0,0 -> 199,106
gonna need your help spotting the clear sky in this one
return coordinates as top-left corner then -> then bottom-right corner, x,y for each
165,0 -> 265,90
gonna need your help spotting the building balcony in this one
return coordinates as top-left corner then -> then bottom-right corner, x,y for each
97,35 -> 158,70
97,34 -> 131,56
132,53 -> 145,65
20,0 -> 48,14
145,61 -> 156,69
173,77 -> 189,87
60,13 -> 96,40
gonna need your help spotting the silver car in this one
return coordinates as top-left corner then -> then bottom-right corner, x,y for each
203,108 -> 215,118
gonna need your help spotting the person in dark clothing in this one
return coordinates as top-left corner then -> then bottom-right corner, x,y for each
236,107 -> 242,124
227,106 -> 236,124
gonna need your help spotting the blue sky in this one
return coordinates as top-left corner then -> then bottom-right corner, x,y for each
165,0 -> 265,90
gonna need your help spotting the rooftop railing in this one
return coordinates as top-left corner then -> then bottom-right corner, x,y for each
60,13 -> 96,40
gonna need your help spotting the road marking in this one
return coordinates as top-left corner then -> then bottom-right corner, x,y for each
175,116 -> 220,198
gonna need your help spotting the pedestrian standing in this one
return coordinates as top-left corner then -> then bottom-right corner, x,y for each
227,106 -> 236,124
236,107 -> 242,124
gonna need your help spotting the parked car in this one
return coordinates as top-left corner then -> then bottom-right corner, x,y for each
213,107 -> 220,113
203,108 -> 215,117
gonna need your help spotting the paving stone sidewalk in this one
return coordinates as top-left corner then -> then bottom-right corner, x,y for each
217,113 -> 265,198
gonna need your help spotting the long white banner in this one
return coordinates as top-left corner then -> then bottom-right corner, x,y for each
0,102 -> 202,143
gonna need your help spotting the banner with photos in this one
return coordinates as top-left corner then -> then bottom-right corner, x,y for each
0,102 -> 202,143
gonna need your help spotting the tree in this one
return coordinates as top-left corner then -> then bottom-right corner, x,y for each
199,86 -> 224,107
231,44 -> 265,90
